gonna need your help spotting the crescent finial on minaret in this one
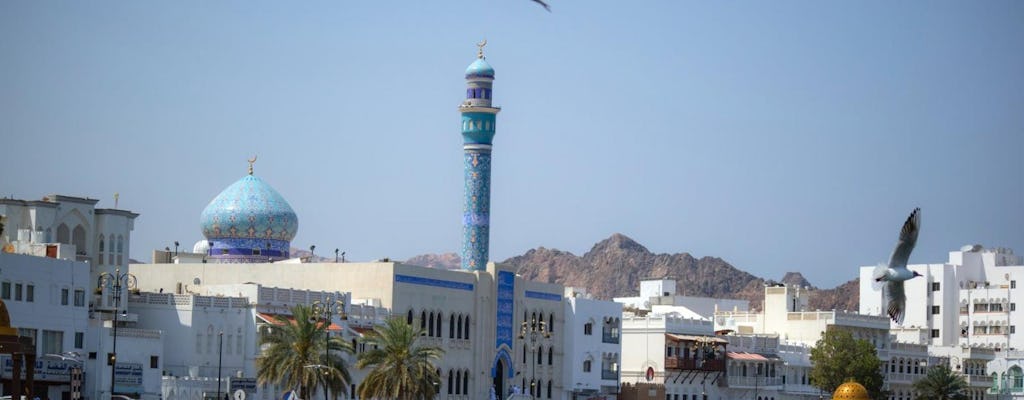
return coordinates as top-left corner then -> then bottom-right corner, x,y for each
248,155 -> 258,175
477,39 -> 487,59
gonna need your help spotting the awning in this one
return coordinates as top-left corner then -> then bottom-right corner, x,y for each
665,334 -> 729,344
256,312 -> 343,331
727,352 -> 768,361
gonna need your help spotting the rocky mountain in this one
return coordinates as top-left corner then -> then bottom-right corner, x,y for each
403,233 -> 860,311
405,252 -> 461,270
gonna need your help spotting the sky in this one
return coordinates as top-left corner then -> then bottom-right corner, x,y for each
1,1 -> 1021,288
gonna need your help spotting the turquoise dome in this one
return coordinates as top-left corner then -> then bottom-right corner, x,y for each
465,58 -> 495,78
200,175 -> 298,243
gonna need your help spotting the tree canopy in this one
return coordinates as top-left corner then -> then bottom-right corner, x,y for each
809,328 -> 886,399
913,364 -> 969,400
356,317 -> 444,400
256,304 -> 352,400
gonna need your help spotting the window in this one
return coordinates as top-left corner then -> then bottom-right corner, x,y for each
931,282 -> 940,291
464,316 -> 470,338
18,328 -> 36,345
75,332 -> 84,349
449,315 -> 455,338
41,330 -> 63,354
549,313 -> 554,333
1013,303 -> 1017,312
73,289 -> 85,307
931,329 -> 940,338
61,288 -> 70,305
447,370 -> 454,394
14,283 -> 21,301
583,359 -> 592,372
548,346 -> 553,365
1,282 -> 9,300
584,322 -> 593,335
150,356 -> 159,368
1013,280 -> 1017,289
1012,326 -> 1017,334
932,306 -> 941,315
26,285 -> 33,302
252,248 -> 261,256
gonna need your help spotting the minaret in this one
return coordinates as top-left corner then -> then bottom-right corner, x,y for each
460,40 -> 501,271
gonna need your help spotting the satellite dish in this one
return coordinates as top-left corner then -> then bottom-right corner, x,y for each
234,390 -> 245,400
193,277 -> 201,285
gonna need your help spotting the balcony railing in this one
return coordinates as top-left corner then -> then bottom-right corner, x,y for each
664,357 -> 725,372
727,376 -> 783,388
601,370 -> 618,380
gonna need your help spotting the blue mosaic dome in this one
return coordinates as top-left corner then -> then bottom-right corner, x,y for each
465,58 -> 495,78
200,175 -> 298,243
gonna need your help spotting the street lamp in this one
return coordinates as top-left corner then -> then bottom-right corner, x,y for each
311,295 -> 346,400
97,267 -> 136,399
518,317 -> 550,399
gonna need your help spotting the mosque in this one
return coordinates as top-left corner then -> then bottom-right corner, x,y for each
124,44 -> 623,400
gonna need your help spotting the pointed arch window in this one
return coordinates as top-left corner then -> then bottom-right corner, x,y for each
448,370 -> 454,394
462,368 -> 469,394
449,314 -> 455,338
455,370 -> 461,395
435,312 -> 442,337
56,224 -> 70,244
428,311 -> 435,336
464,316 -> 470,338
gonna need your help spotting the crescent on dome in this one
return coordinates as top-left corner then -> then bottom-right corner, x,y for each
248,155 -> 258,175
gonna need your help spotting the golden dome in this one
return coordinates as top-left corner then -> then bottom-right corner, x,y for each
833,381 -> 870,400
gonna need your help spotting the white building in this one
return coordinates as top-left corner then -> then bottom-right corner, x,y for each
0,195 -> 138,274
563,287 -> 622,400
614,279 -> 748,317
860,245 -> 1024,351
0,252 -> 90,400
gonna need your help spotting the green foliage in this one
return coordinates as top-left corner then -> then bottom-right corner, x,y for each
912,364 -> 969,400
256,304 -> 353,400
809,328 -> 886,399
355,317 -> 445,400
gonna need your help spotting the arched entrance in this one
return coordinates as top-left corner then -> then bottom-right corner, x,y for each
492,360 -> 505,400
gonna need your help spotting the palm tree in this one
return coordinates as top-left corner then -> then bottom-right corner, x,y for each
256,304 -> 353,400
356,317 -> 445,400
913,364 -> 969,400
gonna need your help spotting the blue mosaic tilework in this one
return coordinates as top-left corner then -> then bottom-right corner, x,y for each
394,274 -> 474,291
525,291 -> 562,302
461,150 -> 491,271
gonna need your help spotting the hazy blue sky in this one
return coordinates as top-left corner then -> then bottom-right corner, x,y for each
2,1 -> 1021,288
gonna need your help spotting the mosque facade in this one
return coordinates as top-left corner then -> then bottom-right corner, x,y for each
123,47 -> 621,400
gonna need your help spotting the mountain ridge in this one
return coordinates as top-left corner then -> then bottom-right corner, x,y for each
402,233 -> 860,312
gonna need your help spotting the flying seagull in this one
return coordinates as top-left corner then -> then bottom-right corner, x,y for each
873,208 -> 922,324
531,0 -> 551,12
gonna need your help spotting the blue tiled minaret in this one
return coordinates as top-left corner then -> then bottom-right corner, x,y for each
460,41 -> 501,271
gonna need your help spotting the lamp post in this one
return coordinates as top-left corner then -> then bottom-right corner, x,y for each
97,268 -> 137,400
217,332 -> 224,400
311,295 -> 346,400
518,317 -> 550,399
334,248 -> 339,263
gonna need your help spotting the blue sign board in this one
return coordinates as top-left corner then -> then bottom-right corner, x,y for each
495,270 -> 515,350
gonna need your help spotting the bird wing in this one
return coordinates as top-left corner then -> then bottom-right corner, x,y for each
886,280 -> 907,324
887,208 -> 921,270
531,0 -> 552,11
